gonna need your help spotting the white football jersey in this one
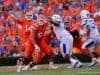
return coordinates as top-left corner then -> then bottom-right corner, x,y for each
53,22 -> 73,42
82,18 -> 100,38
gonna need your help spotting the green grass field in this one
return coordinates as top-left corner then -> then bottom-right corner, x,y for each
0,64 -> 100,75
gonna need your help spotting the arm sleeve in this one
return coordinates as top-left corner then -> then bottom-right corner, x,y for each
16,19 -> 23,25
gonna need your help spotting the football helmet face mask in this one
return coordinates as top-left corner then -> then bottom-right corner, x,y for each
51,14 -> 61,22
80,10 -> 90,19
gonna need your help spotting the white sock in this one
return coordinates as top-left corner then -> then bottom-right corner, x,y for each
92,57 -> 97,61
22,65 -> 30,71
70,57 -> 76,63
69,57 -> 77,66
17,65 -> 22,72
49,61 -> 54,66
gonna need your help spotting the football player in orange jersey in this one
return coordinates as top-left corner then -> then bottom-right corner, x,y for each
11,11 -> 39,72
43,19 -> 60,70
28,19 -> 58,70
37,19 -> 58,70
19,18 -> 58,71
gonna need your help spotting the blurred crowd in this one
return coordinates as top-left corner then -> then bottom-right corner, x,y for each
0,0 -> 99,57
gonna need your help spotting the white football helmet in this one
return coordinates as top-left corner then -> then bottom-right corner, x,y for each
80,10 -> 90,19
51,14 -> 61,22
25,11 -> 33,20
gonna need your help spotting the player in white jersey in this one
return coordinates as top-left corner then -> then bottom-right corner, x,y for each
50,14 -> 82,68
80,10 -> 100,67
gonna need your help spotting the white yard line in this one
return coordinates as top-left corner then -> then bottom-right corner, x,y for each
79,72 -> 100,74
